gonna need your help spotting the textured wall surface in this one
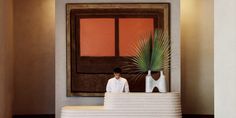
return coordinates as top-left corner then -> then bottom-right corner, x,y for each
181,0 -> 214,114
0,0 -> 14,118
215,0 -> 236,118
56,0 -> 180,118
13,0 -> 55,115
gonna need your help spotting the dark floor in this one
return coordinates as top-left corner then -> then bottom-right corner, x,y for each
183,114 -> 214,118
13,115 -> 55,118
13,114 -> 214,118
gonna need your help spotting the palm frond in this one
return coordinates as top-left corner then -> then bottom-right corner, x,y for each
126,29 -> 171,73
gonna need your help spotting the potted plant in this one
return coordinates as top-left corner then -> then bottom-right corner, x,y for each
125,29 -> 171,92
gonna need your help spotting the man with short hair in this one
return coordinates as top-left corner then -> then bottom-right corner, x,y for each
106,67 -> 129,93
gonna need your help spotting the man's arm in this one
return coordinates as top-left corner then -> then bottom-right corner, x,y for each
106,80 -> 112,92
124,80 -> 129,92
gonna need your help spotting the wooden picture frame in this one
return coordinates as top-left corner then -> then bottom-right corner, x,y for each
66,3 -> 170,97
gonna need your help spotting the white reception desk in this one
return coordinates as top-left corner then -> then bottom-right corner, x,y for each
61,92 -> 182,118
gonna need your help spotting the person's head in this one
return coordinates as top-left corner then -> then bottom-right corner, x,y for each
113,67 -> 121,79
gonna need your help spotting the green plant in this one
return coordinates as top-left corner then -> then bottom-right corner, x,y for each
126,29 -> 171,73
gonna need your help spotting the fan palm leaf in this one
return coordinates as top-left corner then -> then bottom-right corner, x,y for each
128,29 -> 170,72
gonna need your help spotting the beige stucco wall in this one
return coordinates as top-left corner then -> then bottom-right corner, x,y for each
0,0 -> 217,116
8,0 -> 236,116
0,0 -> 14,117
181,0 -> 214,115
13,0 -> 55,115
56,0 -> 180,118
214,0 -> 236,118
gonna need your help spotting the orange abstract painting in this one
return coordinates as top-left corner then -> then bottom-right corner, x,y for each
80,18 -> 115,56
119,18 -> 154,56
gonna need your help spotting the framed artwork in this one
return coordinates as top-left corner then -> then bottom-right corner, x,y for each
66,3 -> 170,96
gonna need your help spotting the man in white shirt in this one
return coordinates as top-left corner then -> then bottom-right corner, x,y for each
106,67 -> 129,93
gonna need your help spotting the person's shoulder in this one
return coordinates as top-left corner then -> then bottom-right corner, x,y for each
108,77 -> 115,81
120,77 -> 128,81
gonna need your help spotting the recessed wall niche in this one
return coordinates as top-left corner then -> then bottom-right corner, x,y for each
66,3 -> 170,97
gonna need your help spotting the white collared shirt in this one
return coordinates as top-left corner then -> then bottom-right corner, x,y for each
106,77 -> 129,93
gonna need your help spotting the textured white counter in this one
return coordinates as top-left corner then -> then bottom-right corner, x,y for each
61,92 -> 181,118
